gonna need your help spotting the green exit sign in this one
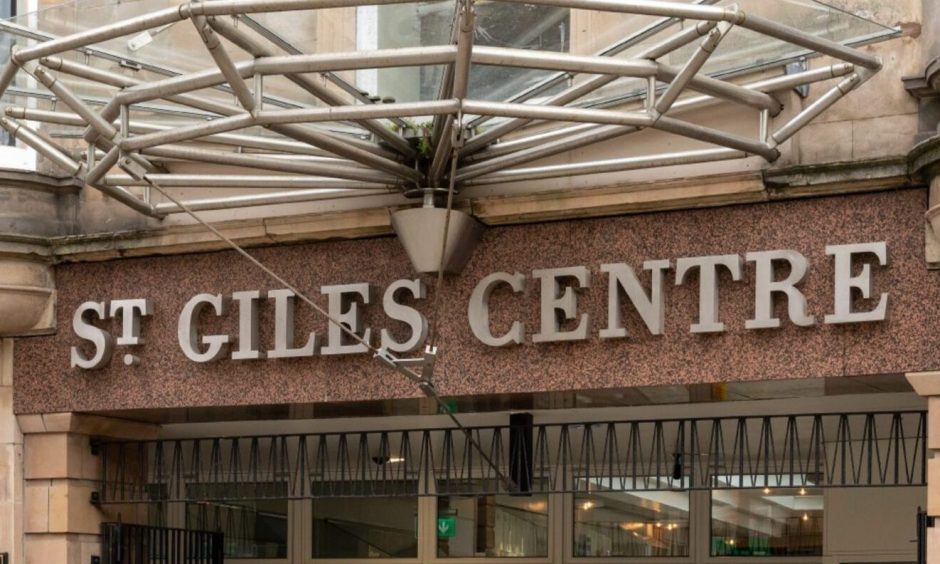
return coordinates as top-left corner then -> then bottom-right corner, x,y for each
437,516 -> 457,538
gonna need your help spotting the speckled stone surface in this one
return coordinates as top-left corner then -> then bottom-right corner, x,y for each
13,188 -> 940,414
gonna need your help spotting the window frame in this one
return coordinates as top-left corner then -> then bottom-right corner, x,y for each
300,495 -> 427,564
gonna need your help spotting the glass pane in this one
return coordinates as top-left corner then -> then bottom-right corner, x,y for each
186,483 -> 288,560
573,491 -> 690,557
711,487 -> 823,557
372,2 -> 570,102
437,494 -> 549,557
312,497 -> 419,558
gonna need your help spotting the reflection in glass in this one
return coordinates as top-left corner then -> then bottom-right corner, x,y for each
312,497 -> 419,558
711,488 -> 823,556
370,2 -> 570,102
185,483 -> 288,559
573,490 -> 690,557
437,494 -> 549,557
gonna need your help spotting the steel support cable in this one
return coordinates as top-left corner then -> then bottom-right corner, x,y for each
138,174 -> 515,493
426,117 -> 463,351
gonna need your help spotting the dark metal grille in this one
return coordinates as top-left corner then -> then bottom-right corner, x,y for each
101,522 -> 224,564
96,410 -> 927,504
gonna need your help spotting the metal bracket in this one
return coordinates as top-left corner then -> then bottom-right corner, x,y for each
785,58 -> 810,98
119,154 -> 148,180
374,345 -> 437,384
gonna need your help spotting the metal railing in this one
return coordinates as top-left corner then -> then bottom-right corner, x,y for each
95,410 -> 927,504
101,522 -> 224,564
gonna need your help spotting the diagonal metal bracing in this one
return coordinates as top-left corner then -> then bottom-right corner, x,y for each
458,20 -> 721,157
93,410 -> 927,502
464,63 -> 857,165
206,15 -> 416,157
466,0 -> 722,130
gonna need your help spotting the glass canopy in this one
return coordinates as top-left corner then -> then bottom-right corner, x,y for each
0,0 -> 896,216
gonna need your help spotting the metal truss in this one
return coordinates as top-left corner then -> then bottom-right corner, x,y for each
0,0 -> 885,216
94,410 -> 926,503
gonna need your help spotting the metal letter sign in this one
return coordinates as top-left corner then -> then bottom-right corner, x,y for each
69,242 -> 890,369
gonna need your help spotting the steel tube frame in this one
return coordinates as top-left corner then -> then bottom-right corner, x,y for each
466,0 -> 721,129
651,115 -> 777,160
461,100 -> 653,128
495,0 -> 882,70
654,25 -> 725,116
206,16 -> 415,156
471,45 -> 658,78
770,72 -> 865,147
459,21 -> 719,157
153,187 -> 392,213
456,124 -> 639,182
3,106 -> 349,159
0,116 -> 83,176
463,123 -> 598,163
39,56 -> 396,162
428,0 -> 474,185
140,145 -> 399,183
467,62 -> 855,165
113,46 -> 458,108
103,174 -> 393,189
231,13 -> 409,127
192,15 -> 258,111
654,63 -> 781,113
120,100 -> 459,152
462,147 -> 744,185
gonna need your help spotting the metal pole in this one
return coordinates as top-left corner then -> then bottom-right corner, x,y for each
120,100 -> 458,151
192,15 -> 257,111
456,124 -> 638,182
655,63 -> 781,113
651,115 -> 778,160
38,56 -> 384,159
84,146 -> 121,186
461,100 -> 653,128
153,187 -> 392,213
494,0 -> 881,70
467,63 -> 854,164
4,106 -> 345,158
770,73 -> 864,146
471,45 -> 658,77
654,25 -> 725,116
428,0 -> 474,185
207,16 -> 416,157
103,174 -> 393,189
459,21 -> 718,156
0,116 -> 83,175
114,46 -> 458,107
463,123 -> 597,163
494,0 -> 730,21
30,66 -> 118,141
140,144 -> 401,183
462,147 -> 744,185
466,0 -> 721,129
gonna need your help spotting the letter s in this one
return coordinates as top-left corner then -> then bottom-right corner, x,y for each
70,301 -> 114,369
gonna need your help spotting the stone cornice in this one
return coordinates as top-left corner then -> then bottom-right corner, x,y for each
0,157 -> 924,264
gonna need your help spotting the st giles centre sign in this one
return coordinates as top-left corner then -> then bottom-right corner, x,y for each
69,242 -> 890,370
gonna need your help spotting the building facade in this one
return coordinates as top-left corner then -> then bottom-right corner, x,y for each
0,0 -> 939,563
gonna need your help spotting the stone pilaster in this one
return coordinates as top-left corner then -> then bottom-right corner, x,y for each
0,340 -> 23,563
906,372 -> 940,561
16,413 -> 158,564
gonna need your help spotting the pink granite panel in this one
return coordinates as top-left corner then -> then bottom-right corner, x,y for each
12,189 -> 940,414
